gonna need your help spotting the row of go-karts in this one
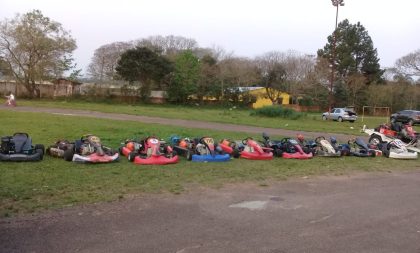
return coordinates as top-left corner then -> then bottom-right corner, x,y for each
2,128 -> 417,163
362,122 -> 419,159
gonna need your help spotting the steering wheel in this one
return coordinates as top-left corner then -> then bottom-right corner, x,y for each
280,138 -> 291,144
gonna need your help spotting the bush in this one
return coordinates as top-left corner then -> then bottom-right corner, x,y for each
250,105 -> 304,120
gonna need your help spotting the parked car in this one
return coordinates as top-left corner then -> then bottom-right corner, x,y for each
322,108 -> 357,122
390,110 -> 420,125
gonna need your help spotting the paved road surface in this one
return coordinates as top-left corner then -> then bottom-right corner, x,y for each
1,105 -> 362,141
2,170 -> 420,253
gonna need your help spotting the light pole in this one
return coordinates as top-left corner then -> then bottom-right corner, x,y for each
329,0 -> 344,113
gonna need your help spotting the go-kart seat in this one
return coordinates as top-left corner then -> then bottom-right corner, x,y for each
13,133 -> 32,153
391,122 -> 402,132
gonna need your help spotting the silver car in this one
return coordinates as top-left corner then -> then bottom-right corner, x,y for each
322,108 -> 357,122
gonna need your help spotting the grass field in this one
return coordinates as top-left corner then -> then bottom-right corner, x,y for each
18,99 -> 401,135
1,110 -> 419,217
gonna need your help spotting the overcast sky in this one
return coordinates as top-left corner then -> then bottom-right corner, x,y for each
1,0 -> 419,75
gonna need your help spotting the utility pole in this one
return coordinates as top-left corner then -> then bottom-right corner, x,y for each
329,0 -> 345,113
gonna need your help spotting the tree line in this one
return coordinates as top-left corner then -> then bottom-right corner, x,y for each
0,10 -> 419,111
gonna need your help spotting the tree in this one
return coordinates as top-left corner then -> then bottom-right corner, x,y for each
116,47 -> 173,101
196,54 -> 221,102
136,35 -> 198,60
0,10 -> 77,98
318,19 -> 383,85
87,41 -> 133,82
255,52 -> 288,103
256,50 -> 315,104
395,49 -> 420,80
167,50 -> 200,103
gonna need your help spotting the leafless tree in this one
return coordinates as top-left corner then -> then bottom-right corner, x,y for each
87,41 -> 134,82
395,49 -> 420,79
136,35 -> 198,58
255,50 -> 315,103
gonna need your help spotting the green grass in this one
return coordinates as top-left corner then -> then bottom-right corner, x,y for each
17,99 -> 405,135
1,110 -> 419,217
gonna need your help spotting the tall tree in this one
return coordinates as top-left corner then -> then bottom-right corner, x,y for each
167,50 -> 200,103
87,41 -> 133,82
318,19 -> 383,85
116,47 -> 172,101
0,10 -> 77,98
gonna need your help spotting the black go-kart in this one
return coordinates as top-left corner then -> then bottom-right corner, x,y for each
0,133 -> 44,162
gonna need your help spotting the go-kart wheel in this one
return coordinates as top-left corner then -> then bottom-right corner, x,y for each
322,115 -> 327,121
368,135 -> 382,146
171,150 -> 177,157
382,145 -> 390,158
274,149 -> 283,157
338,117 -> 343,122
63,146 -> 75,161
340,149 -> 350,156
35,144 -> 45,160
232,149 -> 240,158
186,149 -> 193,161
46,146 -> 52,155
118,147 -> 124,155
128,151 -> 137,162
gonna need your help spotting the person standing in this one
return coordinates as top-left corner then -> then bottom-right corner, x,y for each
5,91 -> 16,106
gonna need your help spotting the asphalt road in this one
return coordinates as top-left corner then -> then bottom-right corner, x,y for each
2,170 -> 420,253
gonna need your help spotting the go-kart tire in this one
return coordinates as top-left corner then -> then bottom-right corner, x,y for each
118,147 -> 124,155
186,150 -> 193,161
46,146 -> 52,155
128,151 -> 137,162
340,149 -> 350,156
171,150 -> 177,157
338,117 -> 343,122
63,147 -> 75,161
274,149 -> 283,157
368,135 -> 382,146
322,115 -> 327,121
350,120 -> 355,123
232,149 -> 240,158
34,144 -> 45,160
383,149 -> 390,158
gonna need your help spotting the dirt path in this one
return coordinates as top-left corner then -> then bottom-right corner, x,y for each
1,105 -> 362,141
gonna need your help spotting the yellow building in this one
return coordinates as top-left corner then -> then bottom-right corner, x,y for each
243,87 -> 290,109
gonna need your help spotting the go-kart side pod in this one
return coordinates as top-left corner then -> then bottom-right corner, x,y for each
282,152 -> 313,159
132,154 -> 179,165
240,151 -> 273,160
191,153 -> 231,162
72,153 -> 119,163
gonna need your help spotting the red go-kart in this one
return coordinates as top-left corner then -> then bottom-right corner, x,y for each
239,137 -> 273,160
120,136 -> 178,165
